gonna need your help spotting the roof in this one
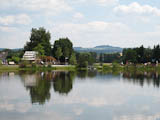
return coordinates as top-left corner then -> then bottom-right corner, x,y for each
22,51 -> 38,61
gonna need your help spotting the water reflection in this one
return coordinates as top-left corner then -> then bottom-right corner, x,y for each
19,71 -> 76,104
122,72 -> 160,87
1,71 -> 160,120
27,75 -> 51,105
76,70 -> 97,79
53,72 -> 76,95
1,70 -> 160,106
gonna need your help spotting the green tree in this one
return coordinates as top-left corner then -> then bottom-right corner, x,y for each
55,47 -> 63,61
12,56 -> 20,64
123,48 -> 137,64
69,53 -> 77,65
153,45 -> 160,62
144,48 -> 152,63
33,44 -> 45,56
24,27 -> 51,56
135,45 -> 145,63
52,38 -> 73,62
77,53 -> 89,68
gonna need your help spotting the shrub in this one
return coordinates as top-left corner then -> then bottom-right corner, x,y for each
31,63 -> 37,68
12,56 -> 20,64
103,64 -> 111,70
112,62 -> 120,69
19,61 -> 29,68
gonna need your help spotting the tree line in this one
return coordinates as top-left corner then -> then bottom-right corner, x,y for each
122,45 -> 160,64
2,27 -> 160,67
23,27 -> 111,67
23,27 -> 75,64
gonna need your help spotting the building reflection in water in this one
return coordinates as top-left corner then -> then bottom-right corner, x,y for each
2,70 -> 160,105
20,71 -> 76,105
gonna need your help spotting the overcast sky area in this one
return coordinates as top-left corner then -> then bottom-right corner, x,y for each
0,0 -> 160,48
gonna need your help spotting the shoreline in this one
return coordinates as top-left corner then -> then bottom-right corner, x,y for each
0,65 -> 76,71
1,64 -> 160,73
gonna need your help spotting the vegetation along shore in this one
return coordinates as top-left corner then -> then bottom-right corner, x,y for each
1,27 -> 160,72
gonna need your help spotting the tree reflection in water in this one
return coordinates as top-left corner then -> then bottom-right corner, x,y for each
76,70 -> 97,79
53,71 -> 76,95
16,70 -> 160,105
20,71 -> 76,105
122,72 -> 160,87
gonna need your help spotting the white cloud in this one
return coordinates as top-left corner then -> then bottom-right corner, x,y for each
0,16 -> 15,25
73,12 -> 84,19
0,0 -> 72,15
0,14 -> 31,25
113,113 -> 160,120
0,26 -> 18,32
96,0 -> 118,6
16,14 -> 32,25
0,26 -> 29,48
72,108 -> 83,116
0,103 -> 14,111
51,21 -> 131,47
0,102 -> 32,113
114,2 -> 160,16
50,20 -> 160,48
69,0 -> 118,6
53,21 -> 129,34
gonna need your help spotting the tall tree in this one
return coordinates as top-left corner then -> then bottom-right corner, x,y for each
24,27 -> 51,56
33,44 -> 45,56
55,47 -> 63,61
153,45 -> 160,62
52,38 -> 73,62
69,53 -> 77,65
123,48 -> 137,64
135,45 -> 145,63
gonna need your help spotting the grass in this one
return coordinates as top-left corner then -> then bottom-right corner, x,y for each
0,65 -> 76,71
0,65 -> 19,71
95,63 -> 160,73
2,63 -> 160,73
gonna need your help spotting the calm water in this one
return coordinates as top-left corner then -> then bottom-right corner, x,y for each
0,71 -> 160,120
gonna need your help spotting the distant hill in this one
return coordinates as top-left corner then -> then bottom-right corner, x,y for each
74,45 -> 123,54
0,48 -> 23,51
0,48 -> 6,51
0,45 -> 123,54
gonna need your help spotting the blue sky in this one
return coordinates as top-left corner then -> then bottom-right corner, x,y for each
0,0 -> 160,48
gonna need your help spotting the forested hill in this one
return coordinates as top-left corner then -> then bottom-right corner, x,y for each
0,45 -> 123,53
74,45 -> 123,53
0,48 -> 22,51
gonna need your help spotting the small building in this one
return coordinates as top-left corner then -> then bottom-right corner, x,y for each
22,51 -> 38,61
0,51 -> 8,65
120,53 -> 123,57
9,61 -> 15,65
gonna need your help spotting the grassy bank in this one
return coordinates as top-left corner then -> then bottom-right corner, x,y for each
95,63 -> 160,73
1,64 -> 160,73
0,65 -> 76,71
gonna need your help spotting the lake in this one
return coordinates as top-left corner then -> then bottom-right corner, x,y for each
0,70 -> 160,120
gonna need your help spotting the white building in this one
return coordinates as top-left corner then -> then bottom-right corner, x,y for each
22,51 -> 38,61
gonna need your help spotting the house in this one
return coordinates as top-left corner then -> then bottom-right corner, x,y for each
22,51 -> 38,61
0,51 -> 8,65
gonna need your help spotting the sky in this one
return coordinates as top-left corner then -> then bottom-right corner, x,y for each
0,0 -> 160,48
